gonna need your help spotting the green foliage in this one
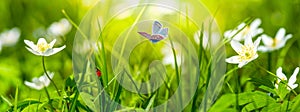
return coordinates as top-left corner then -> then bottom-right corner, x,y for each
0,0 -> 300,111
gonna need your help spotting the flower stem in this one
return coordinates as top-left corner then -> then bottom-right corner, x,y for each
44,87 -> 54,112
268,52 -> 271,71
42,56 -> 61,96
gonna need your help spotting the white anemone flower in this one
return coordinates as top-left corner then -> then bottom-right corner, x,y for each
24,72 -> 54,90
225,35 -> 261,68
47,18 -> 72,37
224,18 -> 263,41
24,38 -> 66,56
0,27 -> 21,49
258,28 -> 292,52
275,67 -> 299,90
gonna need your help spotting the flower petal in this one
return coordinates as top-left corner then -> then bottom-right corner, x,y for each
288,84 -> 298,90
25,47 -> 42,56
45,45 -> 66,56
250,18 -> 262,30
230,40 -> 243,53
288,67 -> 299,86
37,38 -> 48,45
24,40 -> 37,51
276,34 -> 292,50
285,34 -> 292,41
24,81 -> 43,90
40,72 -> 54,87
226,55 -> 241,64
261,34 -> 273,47
254,37 -> 262,49
258,46 -> 271,52
275,28 -> 286,41
276,67 -> 287,82
244,34 -> 253,46
224,30 -> 235,39
238,61 -> 248,68
275,83 -> 279,89
238,23 -> 246,30
49,39 -> 56,48
250,53 -> 259,62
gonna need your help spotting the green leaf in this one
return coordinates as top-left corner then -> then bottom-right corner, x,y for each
209,91 -> 276,112
291,95 -> 300,112
261,102 -> 281,112
145,94 -> 157,111
259,85 -> 277,95
80,92 -> 96,111
70,90 -> 79,112
8,100 -> 42,112
209,94 -> 236,112
14,86 -> 18,112
250,77 -> 275,88
277,82 -> 289,100
239,91 -> 276,112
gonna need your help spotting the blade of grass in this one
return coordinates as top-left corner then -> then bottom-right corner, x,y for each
109,73 -> 124,112
62,9 -> 88,40
70,89 -> 79,112
97,17 -> 109,86
168,35 -> 182,109
145,94 -> 157,111
1,95 -> 12,106
14,85 -> 18,112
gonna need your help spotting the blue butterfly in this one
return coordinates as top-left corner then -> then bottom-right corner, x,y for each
138,21 -> 168,43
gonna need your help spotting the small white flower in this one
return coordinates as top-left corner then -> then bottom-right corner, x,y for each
224,18 -> 263,41
47,18 -> 72,37
24,38 -> 66,56
24,72 -> 54,90
275,67 -> 299,90
226,35 -> 261,68
258,28 -> 292,52
0,27 -> 21,47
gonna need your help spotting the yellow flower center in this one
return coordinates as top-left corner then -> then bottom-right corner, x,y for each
272,38 -> 278,48
37,42 -> 51,52
238,45 -> 255,61
276,77 -> 287,84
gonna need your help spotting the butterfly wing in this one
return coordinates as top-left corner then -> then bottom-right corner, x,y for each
158,28 -> 168,38
152,21 -> 162,34
138,32 -> 151,39
149,34 -> 165,43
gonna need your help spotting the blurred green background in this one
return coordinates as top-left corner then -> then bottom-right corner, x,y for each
0,0 -> 300,110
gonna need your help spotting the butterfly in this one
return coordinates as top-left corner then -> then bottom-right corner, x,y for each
138,21 -> 168,43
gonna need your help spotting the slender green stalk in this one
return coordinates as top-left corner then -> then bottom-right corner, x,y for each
62,10 -> 88,40
96,18 -> 108,86
1,95 -> 12,106
124,70 -> 144,98
42,56 -> 61,96
44,87 -> 54,112
70,89 -> 79,112
268,52 -> 271,71
169,36 -> 182,109
14,85 -> 18,112
235,70 -> 240,111
36,94 -> 41,112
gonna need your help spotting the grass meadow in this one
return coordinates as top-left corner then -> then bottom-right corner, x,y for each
1,0 -> 300,111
